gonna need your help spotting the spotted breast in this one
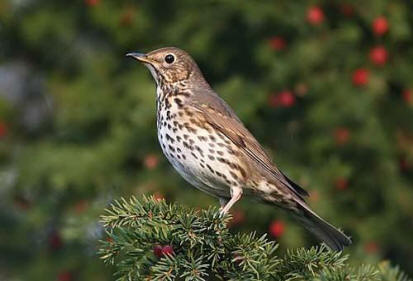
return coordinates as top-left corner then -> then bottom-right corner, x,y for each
156,83 -> 247,201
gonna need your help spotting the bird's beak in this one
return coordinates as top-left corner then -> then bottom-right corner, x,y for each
126,52 -> 151,63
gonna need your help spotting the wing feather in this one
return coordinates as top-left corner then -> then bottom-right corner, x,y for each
189,97 -> 309,200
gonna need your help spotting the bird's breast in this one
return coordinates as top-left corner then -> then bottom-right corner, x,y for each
156,96 -> 248,198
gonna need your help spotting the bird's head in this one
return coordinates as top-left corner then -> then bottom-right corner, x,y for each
126,47 -> 202,85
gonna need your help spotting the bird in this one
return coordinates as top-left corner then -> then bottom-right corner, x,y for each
126,47 -> 352,251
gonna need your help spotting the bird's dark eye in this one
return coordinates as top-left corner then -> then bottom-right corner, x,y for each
165,54 -> 175,64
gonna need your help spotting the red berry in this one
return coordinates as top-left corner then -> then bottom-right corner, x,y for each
85,0 -> 100,6
120,10 -> 134,27
268,36 -> 287,51
403,89 -> 412,104
334,177 -> 349,190
144,154 -> 159,169
0,121 -> 8,138
58,271 -> 73,281
269,220 -> 285,238
372,17 -> 388,36
340,4 -> 355,17
369,46 -> 388,66
13,195 -> 31,210
49,231 -> 63,250
162,245 -> 174,256
333,127 -> 350,145
232,253 -> 243,264
153,245 -> 163,258
294,83 -> 308,96
228,209 -> 245,227
352,68 -> 369,86
364,241 -> 379,254
399,156 -> 410,172
153,192 -> 165,201
268,91 -> 296,108
278,91 -> 296,107
307,6 -> 325,25
74,200 -> 88,214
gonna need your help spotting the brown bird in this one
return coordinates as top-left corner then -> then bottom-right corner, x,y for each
127,47 -> 351,251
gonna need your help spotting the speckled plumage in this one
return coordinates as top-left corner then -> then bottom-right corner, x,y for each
127,47 -> 351,251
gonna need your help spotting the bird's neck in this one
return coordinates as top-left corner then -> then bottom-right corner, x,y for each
155,80 -> 190,114
156,76 -> 208,100
155,74 -> 211,110
157,80 -> 188,98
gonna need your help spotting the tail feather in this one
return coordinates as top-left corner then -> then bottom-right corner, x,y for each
293,204 -> 352,251
260,181 -> 351,251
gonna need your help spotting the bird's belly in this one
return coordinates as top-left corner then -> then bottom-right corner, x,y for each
157,112 -> 246,199
158,131 -> 230,198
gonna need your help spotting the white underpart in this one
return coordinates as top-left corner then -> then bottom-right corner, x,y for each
144,64 -> 159,86
156,93 -> 244,201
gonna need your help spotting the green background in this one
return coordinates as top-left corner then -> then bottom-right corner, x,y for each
0,0 -> 412,280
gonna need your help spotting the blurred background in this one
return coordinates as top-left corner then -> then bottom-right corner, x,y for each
1,0 -> 413,280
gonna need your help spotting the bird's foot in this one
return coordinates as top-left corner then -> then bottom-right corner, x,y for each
219,208 -> 228,218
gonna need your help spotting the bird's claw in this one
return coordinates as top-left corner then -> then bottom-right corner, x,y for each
219,208 -> 228,218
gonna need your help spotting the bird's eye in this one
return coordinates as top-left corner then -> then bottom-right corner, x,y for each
165,54 -> 175,64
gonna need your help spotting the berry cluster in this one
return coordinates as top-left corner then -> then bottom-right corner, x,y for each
153,244 -> 175,258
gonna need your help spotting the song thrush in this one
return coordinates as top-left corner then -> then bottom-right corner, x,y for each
127,47 -> 351,251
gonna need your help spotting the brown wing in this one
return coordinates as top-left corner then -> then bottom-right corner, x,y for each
188,89 -> 309,200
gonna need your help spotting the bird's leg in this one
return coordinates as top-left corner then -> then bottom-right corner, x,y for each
219,186 -> 243,215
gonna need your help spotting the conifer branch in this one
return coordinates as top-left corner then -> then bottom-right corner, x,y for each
99,196 -> 411,281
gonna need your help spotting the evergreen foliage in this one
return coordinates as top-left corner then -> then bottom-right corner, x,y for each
99,196 -> 410,281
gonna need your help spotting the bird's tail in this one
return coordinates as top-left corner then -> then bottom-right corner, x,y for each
292,203 -> 352,251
